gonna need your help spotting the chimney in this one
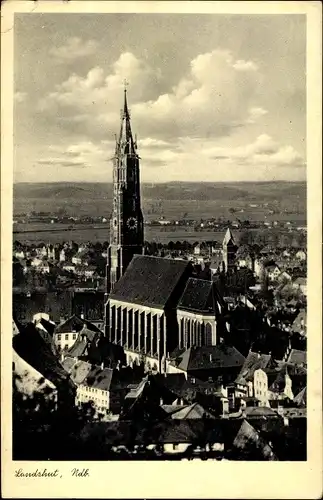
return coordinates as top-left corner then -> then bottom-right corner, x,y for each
100,361 -> 104,370
159,397 -> 163,406
209,353 -> 213,363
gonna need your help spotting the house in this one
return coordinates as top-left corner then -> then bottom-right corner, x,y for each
253,258 -> 264,278
235,352 -> 275,406
167,344 -> 245,386
30,257 -> 43,269
277,271 -> 292,283
14,249 -> 25,260
75,264 -> 97,278
54,314 -> 102,352
286,349 -> 306,367
291,309 -> 306,336
161,402 -> 216,420
293,386 -> 306,407
295,250 -> 306,261
77,364 -> 140,416
292,277 -> 307,296
76,365 -> 113,416
267,365 -> 294,402
207,255 -> 224,276
38,260 -> 50,273
61,261 -> 76,273
36,245 -> 47,258
230,419 -> 277,460
157,373 -> 230,417
59,249 -> 66,262
193,243 -> 201,256
72,249 -> 91,266
265,264 -> 281,282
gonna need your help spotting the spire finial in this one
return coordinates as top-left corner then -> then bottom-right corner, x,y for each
123,79 -> 130,117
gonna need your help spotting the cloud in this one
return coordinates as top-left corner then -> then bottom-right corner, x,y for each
38,49 -> 266,141
204,134 -> 305,167
37,157 -> 88,168
38,140 -> 109,170
14,92 -> 27,103
49,37 -> 99,63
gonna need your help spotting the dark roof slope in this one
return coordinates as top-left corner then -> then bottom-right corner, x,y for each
84,366 -> 114,391
13,324 -> 74,394
55,315 -> 102,334
287,349 -> 306,366
176,345 -> 245,372
109,255 -> 192,309
236,352 -> 276,383
178,278 -> 224,314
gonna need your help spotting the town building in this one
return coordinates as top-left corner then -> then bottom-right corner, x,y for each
222,228 -> 237,273
54,314 -> 102,352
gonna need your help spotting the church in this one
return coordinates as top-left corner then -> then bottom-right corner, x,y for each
104,89 -> 226,373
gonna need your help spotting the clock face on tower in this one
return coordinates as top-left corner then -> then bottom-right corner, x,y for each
126,216 -> 138,230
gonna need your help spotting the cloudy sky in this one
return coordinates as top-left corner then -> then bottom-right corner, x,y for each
14,13 -> 306,183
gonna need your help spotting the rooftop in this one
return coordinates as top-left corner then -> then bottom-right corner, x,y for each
109,255 -> 192,309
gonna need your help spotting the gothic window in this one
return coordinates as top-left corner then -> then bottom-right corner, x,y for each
204,323 -> 213,346
134,310 -> 139,350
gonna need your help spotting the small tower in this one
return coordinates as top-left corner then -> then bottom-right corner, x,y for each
222,228 -> 236,273
106,86 -> 144,296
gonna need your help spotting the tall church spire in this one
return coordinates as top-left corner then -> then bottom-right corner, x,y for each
105,86 -> 144,304
117,83 -> 136,156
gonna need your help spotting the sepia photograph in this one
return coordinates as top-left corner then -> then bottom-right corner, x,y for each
1,1 -> 322,497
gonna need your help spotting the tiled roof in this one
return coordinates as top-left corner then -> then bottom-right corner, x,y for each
84,366 -> 114,391
287,349 -> 306,366
236,352 -> 274,383
267,366 -> 288,393
162,402 -> 216,420
177,345 -> 245,372
66,337 -> 88,358
55,315 -> 102,334
244,406 -> 279,417
178,278 -> 223,314
70,360 -> 92,385
293,386 -> 306,407
291,309 -> 306,334
109,255 -> 192,309
61,356 -> 76,373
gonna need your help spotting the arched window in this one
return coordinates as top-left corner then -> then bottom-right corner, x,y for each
146,361 -> 151,371
204,323 -> 213,346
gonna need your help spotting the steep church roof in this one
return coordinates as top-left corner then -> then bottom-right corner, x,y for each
178,278 -> 224,314
223,228 -> 235,246
109,255 -> 192,309
117,87 -> 137,156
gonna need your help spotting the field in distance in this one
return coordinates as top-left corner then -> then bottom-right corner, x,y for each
14,181 -> 306,222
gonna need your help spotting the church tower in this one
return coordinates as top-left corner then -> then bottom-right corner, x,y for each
106,87 -> 144,294
222,228 -> 236,273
